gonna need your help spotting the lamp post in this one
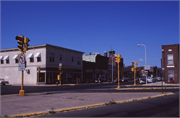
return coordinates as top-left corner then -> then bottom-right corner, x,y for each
138,44 -> 147,84
111,54 -> 115,82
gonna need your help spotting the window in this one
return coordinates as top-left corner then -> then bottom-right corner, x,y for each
72,57 -> 74,62
37,57 -> 41,62
6,60 -> 9,64
77,57 -> 81,65
15,59 -> 19,63
49,53 -> 55,62
35,53 -> 41,62
59,55 -> 62,61
30,58 -> 34,62
1,60 -> 3,64
167,54 -> 173,65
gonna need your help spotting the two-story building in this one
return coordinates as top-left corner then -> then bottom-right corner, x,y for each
161,44 -> 179,84
0,44 -> 84,85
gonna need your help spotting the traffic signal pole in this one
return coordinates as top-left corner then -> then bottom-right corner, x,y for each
115,54 -> 121,89
19,70 -> 25,96
16,35 -> 30,96
134,68 -> 136,86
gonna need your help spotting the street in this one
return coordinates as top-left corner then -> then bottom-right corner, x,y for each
38,92 -> 179,117
1,81 -> 179,95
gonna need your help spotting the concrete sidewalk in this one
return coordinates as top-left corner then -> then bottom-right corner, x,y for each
1,91 -> 176,117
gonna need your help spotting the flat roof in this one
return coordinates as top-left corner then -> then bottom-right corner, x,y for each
0,44 -> 84,54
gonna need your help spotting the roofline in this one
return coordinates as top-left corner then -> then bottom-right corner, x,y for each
162,44 -> 179,47
0,44 -> 84,54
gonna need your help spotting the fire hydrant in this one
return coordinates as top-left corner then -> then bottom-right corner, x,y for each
56,82 -> 58,85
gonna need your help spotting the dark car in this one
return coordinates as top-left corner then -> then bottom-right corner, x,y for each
0,79 -> 9,85
139,78 -> 146,84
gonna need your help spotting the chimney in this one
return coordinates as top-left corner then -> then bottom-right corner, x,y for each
104,51 -> 107,57
89,53 -> 91,55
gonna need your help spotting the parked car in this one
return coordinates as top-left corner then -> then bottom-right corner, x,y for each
139,78 -> 146,84
147,77 -> 153,83
0,79 -> 9,85
157,77 -> 162,81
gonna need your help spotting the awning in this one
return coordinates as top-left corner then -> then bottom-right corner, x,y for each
13,55 -> 18,59
35,53 -> 41,58
28,53 -> 33,58
0,56 -> 3,60
3,55 -> 9,60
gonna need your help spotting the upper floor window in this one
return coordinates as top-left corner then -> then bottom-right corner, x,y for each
0,56 -> 3,64
72,57 -> 74,62
49,53 -> 55,62
13,55 -> 18,63
77,57 -> 81,65
167,54 -> 173,65
28,53 -> 34,63
15,59 -> 19,63
6,60 -> 9,64
4,55 -> 9,64
35,53 -> 41,62
59,55 -> 62,61
30,58 -> 34,62
1,60 -> 4,64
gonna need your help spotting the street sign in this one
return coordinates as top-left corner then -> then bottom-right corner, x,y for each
19,54 -> 25,64
18,54 -> 25,71
144,65 -> 150,70
19,63 -> 25,71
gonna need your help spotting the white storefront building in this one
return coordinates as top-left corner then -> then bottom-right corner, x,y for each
0,44 -> 84,85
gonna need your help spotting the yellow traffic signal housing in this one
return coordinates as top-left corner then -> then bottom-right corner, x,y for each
135,62 -> 138,68
131,67 -> 134,71
16,35 -> 24,53
24,38 -> 30,53
115,54 -> 122,63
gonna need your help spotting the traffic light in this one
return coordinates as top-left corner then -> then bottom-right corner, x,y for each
115,54 -> 121,63
135,62 -> 138,68
16,35 -> 24,53
131,62 -> 134,71
24,37 -> 30,53
132,62 -> 134,67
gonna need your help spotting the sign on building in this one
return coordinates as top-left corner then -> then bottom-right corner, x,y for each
144,65 -> 150,70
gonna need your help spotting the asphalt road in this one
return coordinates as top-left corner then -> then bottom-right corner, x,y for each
38,92 -> 179,117
1,82 -> 179,95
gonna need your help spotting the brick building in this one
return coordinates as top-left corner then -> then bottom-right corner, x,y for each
161,44 -> 179,84
83,52 -> 109,82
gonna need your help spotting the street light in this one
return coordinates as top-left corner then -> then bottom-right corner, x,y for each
138,44 -> 147,84
111,54 -> 115,82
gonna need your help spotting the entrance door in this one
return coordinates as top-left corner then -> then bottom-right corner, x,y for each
39,73 -> 45,82
168,70 -> 174,83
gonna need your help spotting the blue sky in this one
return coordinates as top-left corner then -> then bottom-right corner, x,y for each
1,1 -> 179,68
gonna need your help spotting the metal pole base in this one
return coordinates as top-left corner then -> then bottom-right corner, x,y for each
37,83 -> 39,86
19,90 -> 25,96
117,86 -> 120,89
134,83 -> 136,86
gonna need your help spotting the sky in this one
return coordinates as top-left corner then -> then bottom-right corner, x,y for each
1,1 -> 179,68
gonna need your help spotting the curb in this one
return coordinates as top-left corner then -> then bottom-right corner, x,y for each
114,87 -> 179,90
8,92 -> 175,117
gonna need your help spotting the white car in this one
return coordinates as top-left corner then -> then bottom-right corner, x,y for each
147,77 -> 153,83
0,79 -> 9,85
